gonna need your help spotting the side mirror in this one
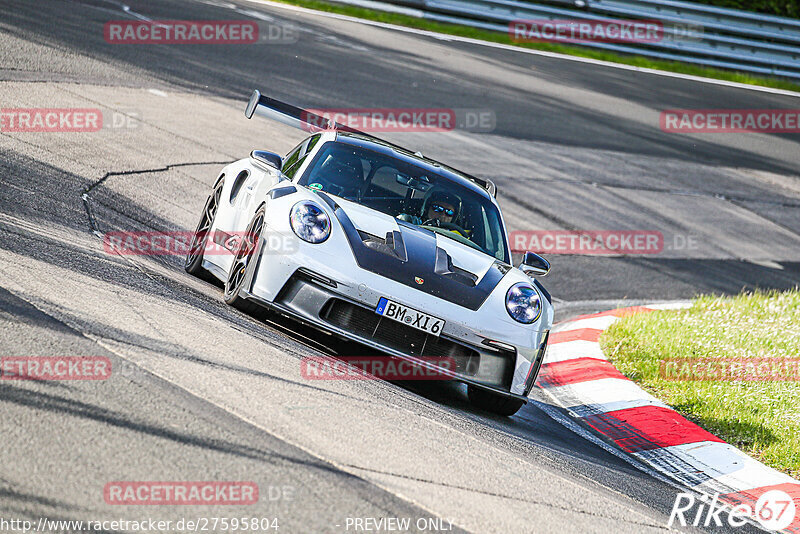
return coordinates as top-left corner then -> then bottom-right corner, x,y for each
518,251 -> 550,277
250,150 -> 282,170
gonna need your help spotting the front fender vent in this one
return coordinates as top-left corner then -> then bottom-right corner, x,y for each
229,170 -> 249,203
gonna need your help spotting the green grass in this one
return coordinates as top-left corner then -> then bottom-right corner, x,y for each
274,0 -> 800,93
691,0 -> 799,19
600,289 -> 800,478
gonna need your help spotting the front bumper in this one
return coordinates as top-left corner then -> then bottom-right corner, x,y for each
241,267 -> 548,401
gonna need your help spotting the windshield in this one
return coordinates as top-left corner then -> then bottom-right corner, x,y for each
298,141 -> 509,263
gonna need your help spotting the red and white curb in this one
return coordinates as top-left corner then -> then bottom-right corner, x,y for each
537,303 -> 800,532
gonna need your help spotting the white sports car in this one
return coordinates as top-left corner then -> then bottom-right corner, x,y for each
185,91 -> 553,416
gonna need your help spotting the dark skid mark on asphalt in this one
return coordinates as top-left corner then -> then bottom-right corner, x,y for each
0,484 -> 81,512
81,161 -> 233,235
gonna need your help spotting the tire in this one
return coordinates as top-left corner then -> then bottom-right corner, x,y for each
223,206 -> 269,318
185,178 -> 224,281
467,385 -> 525,416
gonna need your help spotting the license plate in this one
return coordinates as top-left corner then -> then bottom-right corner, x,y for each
376,297 -> 445,336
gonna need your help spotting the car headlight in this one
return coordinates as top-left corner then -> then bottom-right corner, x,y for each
505,283 -> 542,324
289,201 -> 330,243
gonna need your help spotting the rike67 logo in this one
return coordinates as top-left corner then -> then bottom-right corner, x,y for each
669,490 -> 796,531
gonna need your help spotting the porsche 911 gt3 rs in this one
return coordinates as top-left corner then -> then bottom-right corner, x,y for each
185,91 -> 553,416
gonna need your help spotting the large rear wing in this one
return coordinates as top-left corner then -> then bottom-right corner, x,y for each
245,89 -> 370,137
243,90 -> 497,197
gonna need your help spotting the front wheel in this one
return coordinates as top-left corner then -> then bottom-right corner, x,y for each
224,206 -> 268,318
467,385 -> 525,416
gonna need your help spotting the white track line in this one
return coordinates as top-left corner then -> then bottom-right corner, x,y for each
545,340 -> 607,363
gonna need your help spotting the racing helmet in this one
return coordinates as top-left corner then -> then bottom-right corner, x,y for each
421,188 -> 462,221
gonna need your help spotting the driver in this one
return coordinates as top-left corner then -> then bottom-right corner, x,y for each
398,189 -> 463,230
424,196 -> 458,225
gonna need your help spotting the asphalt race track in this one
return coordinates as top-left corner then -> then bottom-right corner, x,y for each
1,0 -> 799,532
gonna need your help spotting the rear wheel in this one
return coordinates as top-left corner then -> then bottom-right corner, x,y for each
224,206 -> 268,317
185,179 -> 224,281
467,385 -> 525,416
